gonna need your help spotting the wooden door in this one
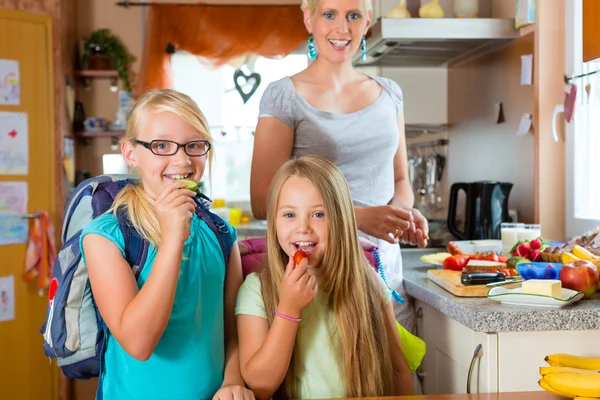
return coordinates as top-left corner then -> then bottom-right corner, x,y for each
0,9 -> 57,400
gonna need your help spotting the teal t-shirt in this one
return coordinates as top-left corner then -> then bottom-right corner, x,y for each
80,212 -> 236,400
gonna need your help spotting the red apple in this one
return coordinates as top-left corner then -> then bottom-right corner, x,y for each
559,260 -> 600,299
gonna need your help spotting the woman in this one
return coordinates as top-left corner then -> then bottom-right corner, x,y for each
249,0 -> 428,334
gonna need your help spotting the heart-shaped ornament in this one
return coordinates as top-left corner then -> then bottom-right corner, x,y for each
564,84 -> 577,123
233,70 -> 261,104
8,129 -> 17,138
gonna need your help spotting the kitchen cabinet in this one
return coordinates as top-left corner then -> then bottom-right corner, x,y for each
415,300 -> 498,394
583,0 -> 600,62
414,299 -> 600,394
381,67 -> 448,126
496,329 -> 600,392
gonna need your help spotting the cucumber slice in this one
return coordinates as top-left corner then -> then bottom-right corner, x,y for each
175,178 -> 198,191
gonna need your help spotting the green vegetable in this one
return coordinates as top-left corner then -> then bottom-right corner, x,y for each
176,179 -> 198,191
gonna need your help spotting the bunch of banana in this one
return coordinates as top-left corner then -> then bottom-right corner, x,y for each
538,353 -> 600,399
561,245 -> 599,264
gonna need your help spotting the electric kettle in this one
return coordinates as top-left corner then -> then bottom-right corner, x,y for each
447,181 -> 513,240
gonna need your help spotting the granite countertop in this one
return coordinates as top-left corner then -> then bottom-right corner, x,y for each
401,248 -> 600,333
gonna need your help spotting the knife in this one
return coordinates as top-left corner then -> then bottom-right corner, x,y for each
461,272 -> 506,285
486,278 -> 524,287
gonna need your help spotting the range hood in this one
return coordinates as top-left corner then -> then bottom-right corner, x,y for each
354,18 -> 519,68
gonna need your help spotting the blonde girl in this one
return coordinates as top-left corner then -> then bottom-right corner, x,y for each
237,155 -> 414,399
80,89 -> 253,400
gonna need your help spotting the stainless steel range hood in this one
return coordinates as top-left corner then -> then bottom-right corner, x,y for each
354,18 -> 519,68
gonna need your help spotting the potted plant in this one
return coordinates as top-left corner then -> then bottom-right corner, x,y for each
81,29 -> 135,92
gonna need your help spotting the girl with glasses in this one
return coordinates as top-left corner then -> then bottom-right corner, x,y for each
80,89 -> 254,400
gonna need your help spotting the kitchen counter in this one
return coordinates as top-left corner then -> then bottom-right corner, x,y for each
401,248 -> 600,332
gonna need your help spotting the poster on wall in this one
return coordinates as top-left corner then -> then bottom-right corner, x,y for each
0,275 -> 15,322
0,112 -> 28,175
0,59 -> 20,105
0,182 -> 28,245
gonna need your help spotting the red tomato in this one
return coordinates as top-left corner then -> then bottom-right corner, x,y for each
293,250 -> 307,265
442,255 -> 467,271
479,252 -> 499,262
510,269 -> 520,276
497,255 -> 508,263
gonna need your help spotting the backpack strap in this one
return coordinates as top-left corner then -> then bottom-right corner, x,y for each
112,194 -> 233,278
194,196 -> 234,267
91,179 -> 151,280
116,208 -> 151,280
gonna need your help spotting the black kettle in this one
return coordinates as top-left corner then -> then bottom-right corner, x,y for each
447,181 -> 513,240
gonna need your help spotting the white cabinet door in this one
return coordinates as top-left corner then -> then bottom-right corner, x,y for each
497,330 -> 600,392
415,300 -> 498,394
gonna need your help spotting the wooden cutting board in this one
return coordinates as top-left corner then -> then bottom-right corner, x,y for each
427,269 -> 520,297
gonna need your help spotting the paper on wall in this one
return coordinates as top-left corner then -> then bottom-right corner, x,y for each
0,112 -> 28,175
0,59 -> 20,105
0,182 -> 28,245
0,275 -> 15,322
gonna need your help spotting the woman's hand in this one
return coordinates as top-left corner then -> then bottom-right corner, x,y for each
154,181 -> 197,244
355,205 -> 413,244
212,384 -> 255,400
277,256 -> 318,319
399,208 -> 429,248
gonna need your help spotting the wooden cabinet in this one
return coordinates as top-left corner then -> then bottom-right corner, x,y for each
415,300 -> 498,394
583,0 -> 600,62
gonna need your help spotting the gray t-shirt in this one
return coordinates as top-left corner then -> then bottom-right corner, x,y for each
258,75 -> 403,211
258,75 -> 409,313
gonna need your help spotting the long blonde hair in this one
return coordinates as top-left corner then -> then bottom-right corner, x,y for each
262,155 -> 395,399
301,0 -> 373,13
111,89 -> 213,246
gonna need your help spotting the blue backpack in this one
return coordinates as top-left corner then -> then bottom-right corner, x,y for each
40,175 -> 233,379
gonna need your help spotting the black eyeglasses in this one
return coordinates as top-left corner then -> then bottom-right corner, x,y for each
134,139 -> 211,157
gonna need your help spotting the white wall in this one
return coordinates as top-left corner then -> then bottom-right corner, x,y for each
377,37 -> 536,222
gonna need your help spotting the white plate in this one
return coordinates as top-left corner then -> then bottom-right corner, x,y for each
454,240 -> 502,254
487,287 -> 584,308
420,252 -> 451,266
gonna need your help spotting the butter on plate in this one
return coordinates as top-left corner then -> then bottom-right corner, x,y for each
521,279 -> 562,298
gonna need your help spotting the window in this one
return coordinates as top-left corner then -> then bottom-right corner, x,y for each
566,0 -> 600,237
171,53 -> 307,202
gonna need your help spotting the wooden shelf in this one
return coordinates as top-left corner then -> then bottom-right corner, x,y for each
75,70 -> 119,78
77,129 -> 126,138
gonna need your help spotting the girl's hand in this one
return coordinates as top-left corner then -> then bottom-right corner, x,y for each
154,181 -> 197,244
277,256 -> 318,318
355,205 -> 413,244
212,384 -> 255,400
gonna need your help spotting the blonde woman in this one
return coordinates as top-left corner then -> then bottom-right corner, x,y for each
237,155 -> 414,400
80,89 -> 253,400
250,0 -> 428,333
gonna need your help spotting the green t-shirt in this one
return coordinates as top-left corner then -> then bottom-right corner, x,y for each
235,272 -> 391,399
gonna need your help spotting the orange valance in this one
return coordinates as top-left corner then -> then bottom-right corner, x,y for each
135,3 -> 307,96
